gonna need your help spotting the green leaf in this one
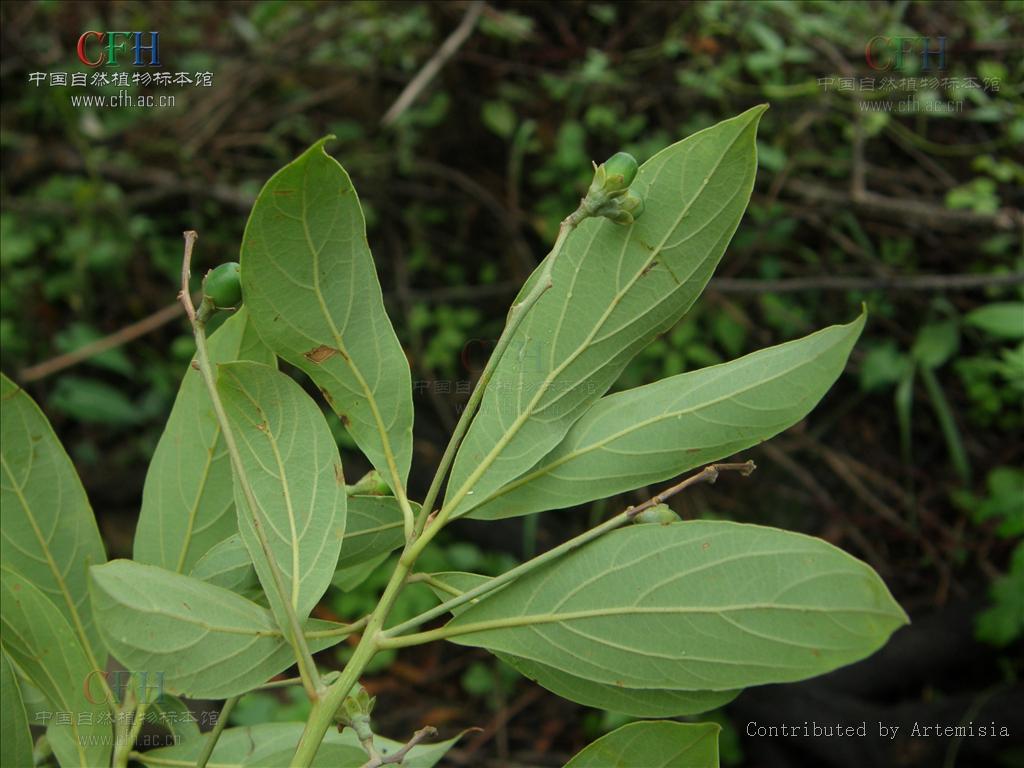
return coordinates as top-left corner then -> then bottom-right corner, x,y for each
1,373 -> 107,666
146,694 -> 202,742
89,560 -> 348,699
135,721 -> 468,767
217,361 -> 347,625
920,366 -> 971,484
332,551 -> 389,592
425,571 -> 738,717
964,302 -> 1024,340
472,313 -> 864,519
894,364 -> 915,466
512,655 -> 738,718
50,375 -> 143,425
971,467 -> 1024,537
445,522 -> 907,691
976,543 -> 1024,647
135,309 -> 274,574
240,138 -> 414,493
445,106 -> 766,518
859,341 -> 910,391
1,650 -> 33,768
191,496 -> 408,600
911,321 -> 959,369
336,495 -> 408,571
564,721 -> 720,768
190,534 -> 263,599
1,568 -> 112,768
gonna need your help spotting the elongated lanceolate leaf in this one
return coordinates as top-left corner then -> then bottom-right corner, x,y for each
1,373 -> 107,665
446,522 -> 908,691
1,650 -> 33,768
135,309 -> 274,573
217,361 -> 346,625
564,721 -> 720,768
135,721 -> 469,768
1,569 -> 111,768
90,560 -> 349,699
240,138 -> 414,492
425,571 -> 738,717
446,106 -> 767,518
472,312 -> 865,519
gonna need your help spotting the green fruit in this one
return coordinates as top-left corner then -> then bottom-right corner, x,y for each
603,152 -> 639,189
203,262 -> 242,308
632,503 -> 681,525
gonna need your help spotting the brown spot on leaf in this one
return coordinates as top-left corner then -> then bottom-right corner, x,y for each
811,648 -> 821,657
273,189 -> 295,196
256,422 -> 267,432
319,387 -> 334,406
702,541 -> 711,551
640,261 -> 659,277
305,345 -> 339,364
340,414 -> 351,428
191,361 -> 201,371
334,463 -> 345,485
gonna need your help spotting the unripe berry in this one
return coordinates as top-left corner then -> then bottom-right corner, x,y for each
602,152 -> 639,190
203,262 -> 242,308
632,503 -> 681,525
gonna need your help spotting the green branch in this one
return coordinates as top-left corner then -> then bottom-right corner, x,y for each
179,231 -> 323,700
194,695 -> 238,768
413,210 -> 584,536
387,462 -> 754,639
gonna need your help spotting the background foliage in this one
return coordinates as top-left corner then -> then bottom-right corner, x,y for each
1,2 -> 1021,766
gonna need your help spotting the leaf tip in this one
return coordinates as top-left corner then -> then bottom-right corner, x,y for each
312,134 -> 338,155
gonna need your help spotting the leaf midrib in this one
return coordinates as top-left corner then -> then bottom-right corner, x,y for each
226,370 -> 304,609
173,422 -> 221,573
1,595 -> 92,765
449,122 -> 752,516
299,158 -> 404,496
478,334 -> 832,506
1,451 -> 100,675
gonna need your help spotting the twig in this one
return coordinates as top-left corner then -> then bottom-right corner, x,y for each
360,726 -> 438,768
784,178 -> 1023,230
20,265 -> 1017,387
457,690 -> 539,761
380,2 -> 484,126
382,461 -> 755,643
178,231 -> 323,699
178,231 -> 200,323
194,696 -> 238,768
18,302 -> 185,383
411,205 -> 583,537
625,460 -> 756,520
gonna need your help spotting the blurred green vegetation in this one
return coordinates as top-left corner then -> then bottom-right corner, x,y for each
1,1 -> 1021,764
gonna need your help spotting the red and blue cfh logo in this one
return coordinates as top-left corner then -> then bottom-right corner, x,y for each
77,31 -> 160,67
